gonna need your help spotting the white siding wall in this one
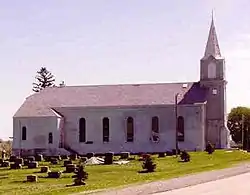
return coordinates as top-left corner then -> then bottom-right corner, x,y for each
13,104 -> 206,155
55,104 -> 205,154
13,116 -> 60,155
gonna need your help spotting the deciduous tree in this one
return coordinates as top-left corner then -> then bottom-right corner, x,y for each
227,106 -> 250,148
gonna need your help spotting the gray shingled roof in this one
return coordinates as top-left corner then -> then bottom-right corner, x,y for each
14,82 -> 207,117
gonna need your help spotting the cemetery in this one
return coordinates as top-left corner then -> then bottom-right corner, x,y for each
1,149 -> 250,194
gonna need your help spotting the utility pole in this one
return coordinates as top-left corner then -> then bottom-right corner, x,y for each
242,114 -> 245,150
175,93 -> 179,157
247,126 -> 249,151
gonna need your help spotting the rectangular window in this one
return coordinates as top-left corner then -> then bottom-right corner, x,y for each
79,118 -> 86,142
48,132 -> 53,144
127,117 -> 134,142
103,118 -> 109,142
22,126 -> 27,140
177,116 -> 184,142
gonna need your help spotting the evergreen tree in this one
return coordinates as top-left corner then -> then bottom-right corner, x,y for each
72,164 -> 88,185
32,67 -> 55,92
142,155 -> 156,172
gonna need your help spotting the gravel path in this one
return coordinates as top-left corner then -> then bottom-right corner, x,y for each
78,163 -> 250,195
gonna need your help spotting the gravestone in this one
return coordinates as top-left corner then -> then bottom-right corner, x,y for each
27,175 -> 37,182
40,166 -> 49,173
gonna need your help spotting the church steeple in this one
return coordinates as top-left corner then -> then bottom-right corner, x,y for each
203,13 -> 221,59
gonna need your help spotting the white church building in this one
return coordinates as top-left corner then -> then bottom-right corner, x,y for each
12,18 -> 230,156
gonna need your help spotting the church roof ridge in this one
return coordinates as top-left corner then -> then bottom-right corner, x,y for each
49,81 -> 195,89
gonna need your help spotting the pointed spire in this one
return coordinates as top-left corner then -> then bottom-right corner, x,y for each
203,12 -> 221,59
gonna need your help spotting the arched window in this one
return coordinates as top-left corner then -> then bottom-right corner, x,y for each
48,132 -> 53,144
151,116 -> 159,142
127,117 -> 134,142
79,118 -> 86,142
103,117 -> 109,142
177,116 -> 184,142
22,126 -> 27,140
152,116 -> 159,133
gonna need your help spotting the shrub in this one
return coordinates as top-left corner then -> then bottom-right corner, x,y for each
180,151 -> 190,162
205,142 -> 215,154
72,164 -> 88,185
141,155 -> 156,172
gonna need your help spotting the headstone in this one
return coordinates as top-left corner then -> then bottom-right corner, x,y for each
23,159 -> 29,166
10,156 -> 17,162
50,158 -> 58,165
10,163 -> 22,169
86,153 -> 94,159
104,152 -> 114,165
48,171 -> 62,178
65,164 -> 76,173
63,160 -> 72,167
2,161 -> 10,167
69,154 -> 78,161
28,161 -> 38,169
27,175 -> 37,182
54,155 -> 61,161
15,158 -> 24,165
80,157 -> 87,163
166,151 -> 173,156
35,154 -> 43,162
120,152 -> 130,159
40,166 -> 49,173
158,152 -> 165,158
27,156 -> 35,162
61,155 -> 69,160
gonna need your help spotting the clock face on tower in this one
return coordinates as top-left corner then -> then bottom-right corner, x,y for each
208,62 -> 216,79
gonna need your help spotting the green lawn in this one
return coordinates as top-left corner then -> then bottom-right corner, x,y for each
0,150 -> 250,195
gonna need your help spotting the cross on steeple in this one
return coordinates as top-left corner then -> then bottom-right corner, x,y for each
203,12 -> 221,59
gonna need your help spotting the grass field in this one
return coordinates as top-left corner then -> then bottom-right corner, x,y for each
0,150 -> 250,195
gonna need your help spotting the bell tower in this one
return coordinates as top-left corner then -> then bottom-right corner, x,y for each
200,15 -> 229,148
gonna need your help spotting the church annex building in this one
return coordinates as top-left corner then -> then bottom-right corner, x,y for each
12,18 -> 230,156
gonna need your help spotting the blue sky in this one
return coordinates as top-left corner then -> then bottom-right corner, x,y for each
0,0 -> 250,140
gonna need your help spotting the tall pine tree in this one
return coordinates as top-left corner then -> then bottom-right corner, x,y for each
32,67 -> 55,92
